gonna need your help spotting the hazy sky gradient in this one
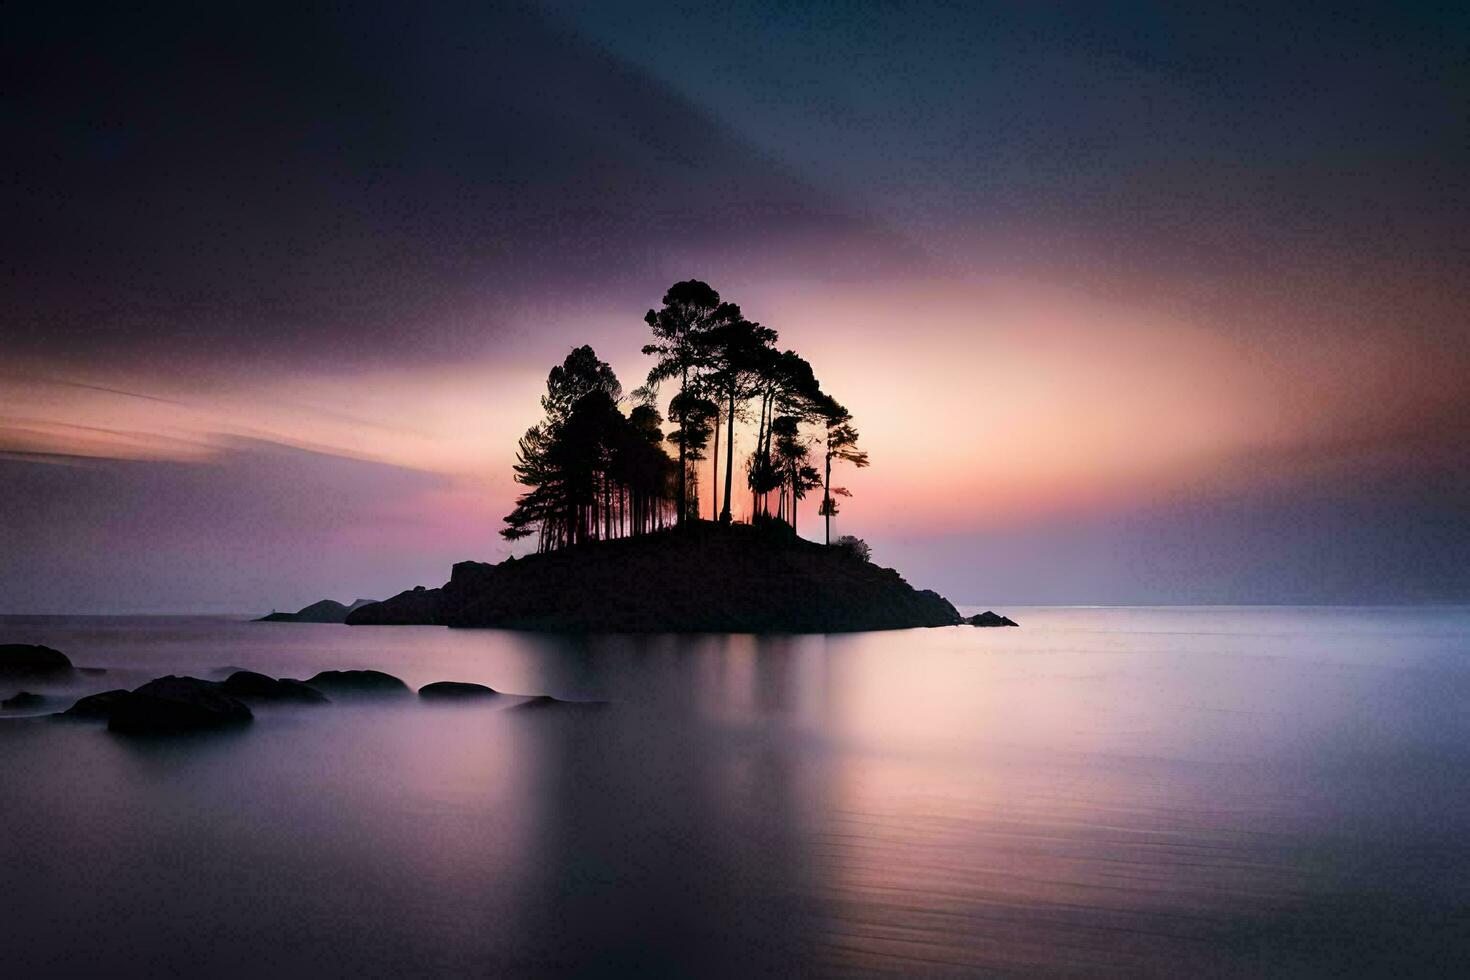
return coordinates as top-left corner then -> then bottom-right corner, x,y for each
3,1 -> 1467,611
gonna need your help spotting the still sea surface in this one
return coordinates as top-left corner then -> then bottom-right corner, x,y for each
2,606 -> 1468,977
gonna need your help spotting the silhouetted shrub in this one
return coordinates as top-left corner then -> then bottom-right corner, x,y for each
833,535 -> 871,562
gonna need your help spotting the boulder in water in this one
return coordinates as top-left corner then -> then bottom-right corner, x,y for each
2,691 -> 48,710
107,676 -> 253,734
220,670 -> 330,703
418,681 -> 499,699
513,695 -> 607,711
301,669 -> 410,697
0,643 -> 73,677
59,689 -> 130,721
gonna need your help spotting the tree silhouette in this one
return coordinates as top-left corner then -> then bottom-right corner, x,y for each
502,346 -> 673,549
747,349 -> 825,521
501,284 -> 874,552
771,414 -> 822,534
818,403 -> 868,545
642,281 -> 740,525
698,318 -> 778,524
666,391 -> 719,522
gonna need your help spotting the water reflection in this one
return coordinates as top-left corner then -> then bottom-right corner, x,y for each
1,609 -> 1468,975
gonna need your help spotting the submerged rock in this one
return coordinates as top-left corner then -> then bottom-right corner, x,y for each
301,669 -> 410,697
59,689 -> 130,721
965,610 -> 1019,627
418,681 -> 499,699
107,676 -> 253,734
513,695 -> 607,711
0,643 -> 73,677
2,691 -> 47,710
220,670 -> 329,703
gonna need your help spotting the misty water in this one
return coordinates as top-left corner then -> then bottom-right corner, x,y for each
2,607 -> 1468,976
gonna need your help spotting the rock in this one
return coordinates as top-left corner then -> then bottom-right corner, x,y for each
0,643 -> 73,677
513,695 -> 607,711
345,587 -> 444,625
351,522 -> 962,633
2,691 -> 47,710
107,676 -> 253,734
301,669 -> 410,697
418,681 -> 499,699
965,610 -> 1019,627
220,670 -> 330,703
59,689 -> 130,721
256,599 -> 352,623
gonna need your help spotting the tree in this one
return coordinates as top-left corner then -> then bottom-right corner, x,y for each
697,318 -> 778,524
502,347 -> 673,549
747,349 -> 825,522
642,281 -> 740,525
771,414 -> 822,534
819,403 -> 868,545
665,391 -> 718,522
542,344 -> 621,423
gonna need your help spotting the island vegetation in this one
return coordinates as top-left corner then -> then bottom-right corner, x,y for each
500,280 -> 868,548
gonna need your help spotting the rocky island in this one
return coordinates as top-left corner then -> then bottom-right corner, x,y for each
348,521 -> 961,632
298,284 -> 1020,635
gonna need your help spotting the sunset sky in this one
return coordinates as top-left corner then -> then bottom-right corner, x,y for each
3,1 -> 1467,612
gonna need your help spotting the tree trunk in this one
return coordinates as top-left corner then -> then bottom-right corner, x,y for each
676,366 -> 687,525
711,403 -> 720,521
823,449 -> 832,545
791,468 -> 798,536
720,389 -> 737,524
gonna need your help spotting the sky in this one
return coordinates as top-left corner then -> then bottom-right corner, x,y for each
2,1 -> 1467,612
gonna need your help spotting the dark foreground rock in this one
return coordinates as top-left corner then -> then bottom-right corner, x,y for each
965,611 -> 1019,627
349,522 -> 961,633
107,676 -> 253,734
302,669 -> 410,697
2,691 -> 48,710
418,681 -> 499,699
221,671 -> 330,703
347,587 -> 445,625
0,643 -> 73,677
60,689 -> 131,720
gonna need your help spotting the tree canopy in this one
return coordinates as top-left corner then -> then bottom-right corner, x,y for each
501,282 -> 868,552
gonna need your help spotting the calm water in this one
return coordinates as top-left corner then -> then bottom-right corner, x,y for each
2,607 -> 1468,977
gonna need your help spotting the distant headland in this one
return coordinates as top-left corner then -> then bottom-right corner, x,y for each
256,598 -> 379,623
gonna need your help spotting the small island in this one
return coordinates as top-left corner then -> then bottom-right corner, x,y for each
334,281 -> 1002,633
